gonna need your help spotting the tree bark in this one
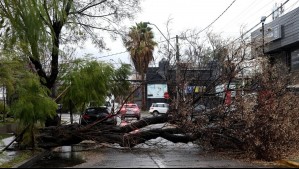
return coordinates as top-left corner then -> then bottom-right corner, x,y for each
36,114 -> 199,149
141,72 -> 146,111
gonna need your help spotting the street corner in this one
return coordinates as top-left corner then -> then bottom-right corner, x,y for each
276,159 -> 299,168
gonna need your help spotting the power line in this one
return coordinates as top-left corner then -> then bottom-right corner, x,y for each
232,0 -> 290,43
95,0 -> 291,60
219,0 -> 261,29
180,0 -> 292,65
193,0 -> 237,36
284,0 -> 299,13
97,0 -> 237,59
97,51 -> 128,59
180,0 -> 237,54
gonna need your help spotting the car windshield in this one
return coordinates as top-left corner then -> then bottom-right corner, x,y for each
152,103 -> 168,107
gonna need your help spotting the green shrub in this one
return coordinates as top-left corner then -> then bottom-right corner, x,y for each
0,102 -> 9,114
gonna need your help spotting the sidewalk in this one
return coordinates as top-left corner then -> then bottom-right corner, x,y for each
0,125 -> 46,168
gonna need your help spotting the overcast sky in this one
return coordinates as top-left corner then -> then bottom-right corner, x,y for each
77,0 -> 299,67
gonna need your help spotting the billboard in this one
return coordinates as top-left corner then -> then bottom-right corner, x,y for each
147,84 -> 167,98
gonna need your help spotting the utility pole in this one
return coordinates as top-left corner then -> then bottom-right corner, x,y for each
175,35 -> 180,109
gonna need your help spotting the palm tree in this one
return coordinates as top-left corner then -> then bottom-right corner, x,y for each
124,22 -> 157,111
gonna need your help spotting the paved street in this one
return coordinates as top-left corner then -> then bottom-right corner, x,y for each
53,139 -> 279,168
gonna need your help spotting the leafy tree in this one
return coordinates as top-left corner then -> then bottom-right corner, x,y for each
0,57 -> 57,148
11,74 -> 57,126
109,63 -> 131,108
124,22 -> 157,110
0,0 -> 141,97
60,59 -> 131,114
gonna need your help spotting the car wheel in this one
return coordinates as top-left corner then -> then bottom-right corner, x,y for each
153,111 -> 159,117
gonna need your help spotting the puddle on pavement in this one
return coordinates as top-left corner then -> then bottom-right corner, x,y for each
29,145 -> 89,168
0,135 -> 20,165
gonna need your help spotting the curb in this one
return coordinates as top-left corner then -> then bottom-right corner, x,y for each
277,160 -> 299,168
12,150 -> 50,168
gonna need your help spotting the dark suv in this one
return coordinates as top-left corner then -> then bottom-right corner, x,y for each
80,106 -> 116,125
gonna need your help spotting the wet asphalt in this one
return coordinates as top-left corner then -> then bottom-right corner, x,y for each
67,140 -> 279,168
25,136 -> 285,168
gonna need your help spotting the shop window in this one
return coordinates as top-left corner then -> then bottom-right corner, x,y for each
291,49 -> 299,72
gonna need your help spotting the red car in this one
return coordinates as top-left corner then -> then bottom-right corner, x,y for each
119,103 -> 141,120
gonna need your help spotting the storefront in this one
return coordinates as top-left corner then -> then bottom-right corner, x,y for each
251,6 -> 299,90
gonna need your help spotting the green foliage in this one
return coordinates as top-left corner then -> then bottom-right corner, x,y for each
0,0 -> 141,91
0,57 -> 57,148
61,60 -> 114,112
124,22 -> 157,74
10,73 -> 57,126
0,102 -> 10,113
59,59 -> 132,113
0,57 -> 57,125
0,58 -> 17,97
0,0 -> 50,59
110,63 -> 132,100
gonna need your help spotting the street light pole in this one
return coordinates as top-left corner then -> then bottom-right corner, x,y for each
145,22 -> 176,51
175,35 -> 180,109
261,16 -> 266,54
145,22 -> 180,109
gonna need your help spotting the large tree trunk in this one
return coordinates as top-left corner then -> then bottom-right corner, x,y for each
36,114 -> 198,149
141,72 -> 146,111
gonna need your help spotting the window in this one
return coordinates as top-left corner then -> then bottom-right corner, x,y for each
159,104 -> 164,107
291,49 -> 299,72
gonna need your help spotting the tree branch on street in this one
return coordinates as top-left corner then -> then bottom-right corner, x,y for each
36,114 -> 198,149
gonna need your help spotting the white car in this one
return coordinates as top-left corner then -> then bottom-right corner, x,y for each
149,103 -> 169,116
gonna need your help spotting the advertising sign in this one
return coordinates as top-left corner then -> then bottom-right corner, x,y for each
215,83 -> 236,98
147,84 -> 168,98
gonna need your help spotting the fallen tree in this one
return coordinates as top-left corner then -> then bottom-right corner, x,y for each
36,114 -> 198,149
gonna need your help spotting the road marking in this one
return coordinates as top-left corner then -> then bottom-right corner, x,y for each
149,153 -> 166,168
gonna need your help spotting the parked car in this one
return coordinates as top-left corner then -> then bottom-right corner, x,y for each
119,103 -> 141,120
149,103 -> 169,116
80,106 -> 117,125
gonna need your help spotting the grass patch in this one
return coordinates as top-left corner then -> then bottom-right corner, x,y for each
0,133 -> 13,140
0,150 -> 35,168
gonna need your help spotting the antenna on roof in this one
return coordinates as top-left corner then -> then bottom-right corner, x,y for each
272,2 -> 284,21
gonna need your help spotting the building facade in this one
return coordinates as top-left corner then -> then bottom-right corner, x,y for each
146,59 -> 220,109
251,6 -> 299,91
